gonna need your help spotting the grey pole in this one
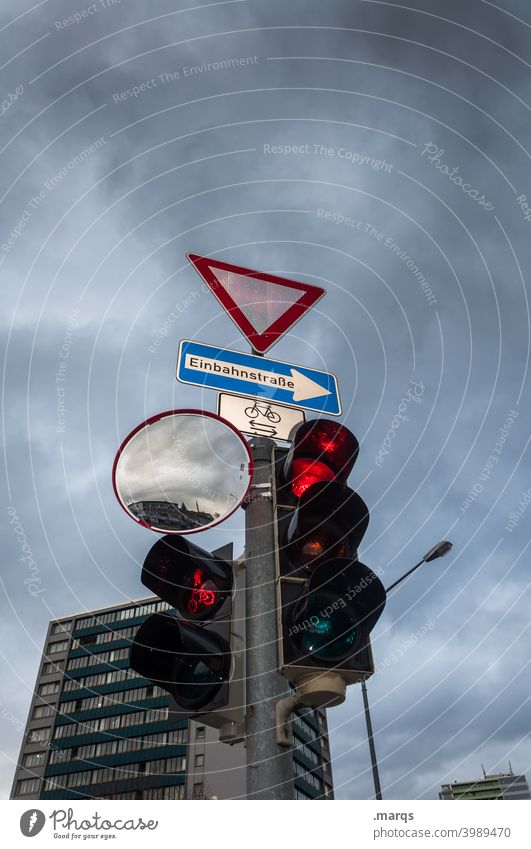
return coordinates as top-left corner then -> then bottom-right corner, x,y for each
245,436 -> 294,799
361,679 -> 383,800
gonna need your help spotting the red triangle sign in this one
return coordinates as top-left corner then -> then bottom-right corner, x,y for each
187,253 -> 325,353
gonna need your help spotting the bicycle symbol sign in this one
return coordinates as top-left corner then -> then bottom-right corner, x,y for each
218,394 -> 305,441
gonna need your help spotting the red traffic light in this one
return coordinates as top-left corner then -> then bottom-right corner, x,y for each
284,420 -> 359,497
141,536 -> 233,621
187,568 -> 216,615
274,422 -> 387,691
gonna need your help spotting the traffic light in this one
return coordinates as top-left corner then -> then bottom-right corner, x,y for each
274,419 -> 386,705
129,535 -> 245,739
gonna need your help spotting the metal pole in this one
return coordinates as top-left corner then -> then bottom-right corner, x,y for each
385,558 -> 425,594
245,437 -> 294,799
361,679 -> 382,800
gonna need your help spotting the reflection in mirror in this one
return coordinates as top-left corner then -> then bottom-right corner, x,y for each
113,410 -> 252,534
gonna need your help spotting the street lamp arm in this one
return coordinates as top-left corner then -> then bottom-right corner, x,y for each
384,541 -> 453,594
384,558 -> 425,594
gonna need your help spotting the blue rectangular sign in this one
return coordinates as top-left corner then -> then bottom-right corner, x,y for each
177,340 -> 341,416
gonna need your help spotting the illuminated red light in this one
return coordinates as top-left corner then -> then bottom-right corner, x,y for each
291,458 -> 335,497
187,568 -> 216,614
318,438 -> 337,453
285,421 -> 359,497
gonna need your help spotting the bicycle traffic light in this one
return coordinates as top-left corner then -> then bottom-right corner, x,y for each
274,420 -> 386,703
130,535 -> 245,736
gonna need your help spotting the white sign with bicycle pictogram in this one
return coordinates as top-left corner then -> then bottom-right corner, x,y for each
217,393 -> 305,441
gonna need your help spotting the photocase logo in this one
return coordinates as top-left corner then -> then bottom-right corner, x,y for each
20,809 -> 46,837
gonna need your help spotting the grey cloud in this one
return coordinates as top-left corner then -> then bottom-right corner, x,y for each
1,0 -> 530,800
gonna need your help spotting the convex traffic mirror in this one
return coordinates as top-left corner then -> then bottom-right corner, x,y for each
113,409 -> 253,534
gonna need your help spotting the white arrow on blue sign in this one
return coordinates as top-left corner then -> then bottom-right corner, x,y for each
177,340 -> 342,416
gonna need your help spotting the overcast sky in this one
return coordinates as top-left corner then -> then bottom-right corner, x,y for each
1,0 -> 530,800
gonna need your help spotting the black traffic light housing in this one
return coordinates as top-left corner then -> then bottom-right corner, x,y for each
283,481 -> 369,572
130,612 -> 231,711
280,558 -> 386,671
140,536 -> 233,620
129,536 -> 245,736
274,419 -> 386,692
279,419 -> 359,501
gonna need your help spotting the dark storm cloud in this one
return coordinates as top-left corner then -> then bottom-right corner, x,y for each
1,0 -> 530,800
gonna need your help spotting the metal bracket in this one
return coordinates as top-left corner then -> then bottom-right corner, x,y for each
242,481 -> 273,504
276,694 -> 301,748
280,575 -> 307,585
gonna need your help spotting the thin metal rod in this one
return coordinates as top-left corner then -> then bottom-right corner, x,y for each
361,679 -> 382,800
384,558 -> 425,594
245,437 -> 294,800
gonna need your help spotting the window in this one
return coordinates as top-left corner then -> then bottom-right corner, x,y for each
196,726 -> 205,739
292,714 -> 318,740
48,640 -> 68,654
294,760 -> 323,792
48,727 -> 186,764
48,746 -> 67,764
33,704 -> 54,719
294,736 -> 320,766
52,706 -> 169,740
78,634 -> 98,648
295,788 -> 312,800
144,785 -> 185,800
28,728 -> 51,744
75,616 -> 96,629
42,660 -> 63,675
44,757 -> 186,791
194,753 -> 204,768
63,668 -> 134,691
193,782 -> 203,799
16,778 -> 39,795
65,646 -> 130,671
51,621 -> 71,635
72,604 -> 174,636
101,784 -> 184,801
38,681 -> 60,697
72,626 -> 140,651
59,685 -> 165,715
23,752 -> 47,768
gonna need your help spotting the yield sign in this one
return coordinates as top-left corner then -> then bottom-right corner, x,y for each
187,253 -> 325,353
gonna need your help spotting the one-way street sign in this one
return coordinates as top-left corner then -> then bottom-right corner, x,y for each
177,340 -> 341,416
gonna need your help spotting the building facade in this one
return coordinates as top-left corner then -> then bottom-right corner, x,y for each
439,772 -> 530,800
11,597 -> 334,801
